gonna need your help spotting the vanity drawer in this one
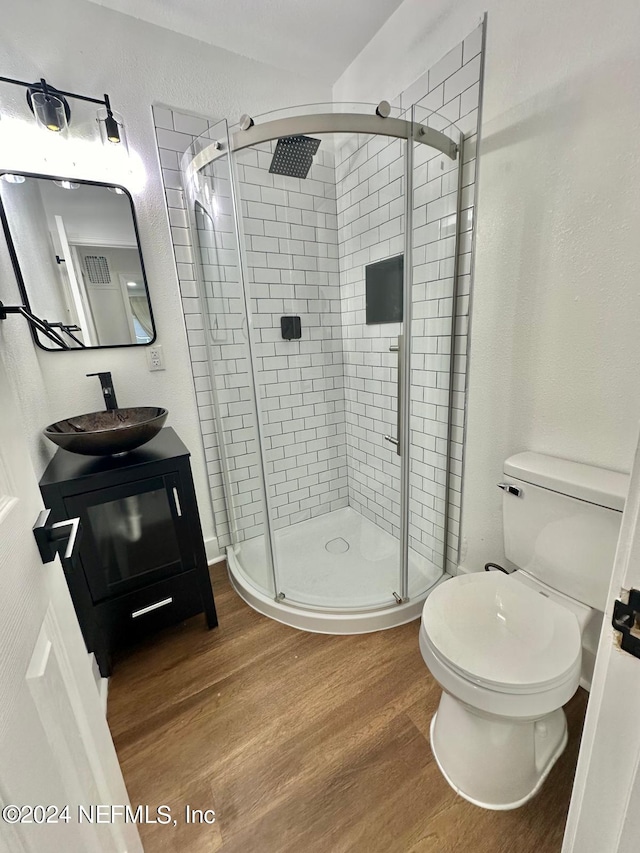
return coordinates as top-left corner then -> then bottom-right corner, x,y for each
95,569 -> 204,645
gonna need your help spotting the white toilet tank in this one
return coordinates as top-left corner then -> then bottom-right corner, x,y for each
502,452 -> 628,611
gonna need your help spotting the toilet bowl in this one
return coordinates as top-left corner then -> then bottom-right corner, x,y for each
418,451 -> 627,809
419,570 -> 587,809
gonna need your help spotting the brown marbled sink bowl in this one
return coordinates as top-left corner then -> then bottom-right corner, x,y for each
44,407 -> 168,456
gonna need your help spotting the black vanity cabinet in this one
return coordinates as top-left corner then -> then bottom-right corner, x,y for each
39,427 -> 217,676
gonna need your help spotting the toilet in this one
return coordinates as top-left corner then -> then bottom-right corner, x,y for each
420,451 -> 628,810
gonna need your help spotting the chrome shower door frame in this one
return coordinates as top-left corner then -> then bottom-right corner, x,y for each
398,115 -> 414,602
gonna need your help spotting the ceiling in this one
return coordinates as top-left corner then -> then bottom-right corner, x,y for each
84,0 -> 406,83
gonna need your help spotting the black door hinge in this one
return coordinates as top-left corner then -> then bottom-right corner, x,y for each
612,589 -> 640,659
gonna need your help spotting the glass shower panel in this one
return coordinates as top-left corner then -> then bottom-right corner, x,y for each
233,127 -> 407,610
406,102 -> 464,596
181,121 -> 277,597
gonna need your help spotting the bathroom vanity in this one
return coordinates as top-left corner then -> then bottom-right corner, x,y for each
39,427 -> 218,676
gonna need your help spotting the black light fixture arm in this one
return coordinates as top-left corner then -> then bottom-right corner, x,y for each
0,74 -> 112,109
0,301 -> 72,350
0,75 -> 122,142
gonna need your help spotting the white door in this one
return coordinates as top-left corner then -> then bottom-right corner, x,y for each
0,353 -> 141,852
54,215 -> 96,346
563,426 -> 640,852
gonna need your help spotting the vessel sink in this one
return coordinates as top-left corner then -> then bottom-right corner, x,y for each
43,407 -> 168,456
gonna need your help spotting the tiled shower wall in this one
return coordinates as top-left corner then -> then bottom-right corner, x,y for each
419,25 -> 482,572
153,117 -> 349,547
154,22 -> 482,570
191,171 -> 264,546
335,134 -> 405,537
235,143 -> 349,531
333,23 -> 482,572
153,112 -> 231,547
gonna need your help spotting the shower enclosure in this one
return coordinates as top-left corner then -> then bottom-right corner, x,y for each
181,100 -> 464,632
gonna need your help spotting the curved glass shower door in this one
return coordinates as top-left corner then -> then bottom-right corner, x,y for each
181,120 -> 279,600
182,103 -> 463,622
232,115 -> 410,611
407,103 -> 464,598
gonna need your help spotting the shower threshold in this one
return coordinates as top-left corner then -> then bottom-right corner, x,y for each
226,506 -> 449,634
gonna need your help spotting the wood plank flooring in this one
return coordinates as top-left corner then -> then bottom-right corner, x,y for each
108,563 -> 588,853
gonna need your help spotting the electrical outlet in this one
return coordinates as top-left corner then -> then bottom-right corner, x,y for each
147,344 -> 165,371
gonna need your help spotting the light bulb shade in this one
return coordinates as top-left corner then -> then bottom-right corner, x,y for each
97,107 -> 128,152
105,112 -> 120,142
31,91 -> 68,134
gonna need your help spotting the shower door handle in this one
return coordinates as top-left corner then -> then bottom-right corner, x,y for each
384,336 -> 402,457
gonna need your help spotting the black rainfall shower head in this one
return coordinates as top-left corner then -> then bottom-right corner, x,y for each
269,135 -> 321,179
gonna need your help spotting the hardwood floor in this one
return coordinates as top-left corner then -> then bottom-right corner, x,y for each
108,563 -> 588,853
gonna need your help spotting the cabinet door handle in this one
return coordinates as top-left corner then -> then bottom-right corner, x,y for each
172,487 -> 182,517
33,509 -> 82,564
131,597 -> 173,619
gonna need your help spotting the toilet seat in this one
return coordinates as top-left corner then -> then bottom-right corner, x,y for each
421,572 -> 582,693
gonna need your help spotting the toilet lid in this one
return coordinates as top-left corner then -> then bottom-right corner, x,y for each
422,572 -> 582,690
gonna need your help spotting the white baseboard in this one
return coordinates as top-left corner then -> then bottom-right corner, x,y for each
90,653 -> 109,716
99,676 -> 109,715
204,535 -> 222,563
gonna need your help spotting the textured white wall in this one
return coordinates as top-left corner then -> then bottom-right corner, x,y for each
336,0 -> 640,573
0,0 -> 329,551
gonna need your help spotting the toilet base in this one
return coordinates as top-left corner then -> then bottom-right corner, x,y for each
430,691 -> 568,810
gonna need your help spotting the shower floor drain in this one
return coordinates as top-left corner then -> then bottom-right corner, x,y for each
325,537 -> 350,554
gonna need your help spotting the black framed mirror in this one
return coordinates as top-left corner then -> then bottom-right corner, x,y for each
0,172 -> 155,350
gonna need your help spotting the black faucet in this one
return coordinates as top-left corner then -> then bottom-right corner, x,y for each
87,372 -> 119,411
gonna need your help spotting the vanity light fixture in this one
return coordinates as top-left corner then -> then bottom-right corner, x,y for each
96,95 -> 128,152
0,75 -> 126,147
29,83 -> 69,133
53,180 -> 80,190
107,186 -> 125,194
0,173 -> 25,184
99,96 -> 120,142
126,281 -> 137,288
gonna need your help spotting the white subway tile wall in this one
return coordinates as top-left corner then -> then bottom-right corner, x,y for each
405,27 -> 482,575
235,142 -> 349,532
193,189 -> 266,546
334,132 -> 405,546
153,22 -> 482,574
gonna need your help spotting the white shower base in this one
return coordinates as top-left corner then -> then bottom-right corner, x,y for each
227,506 -> 448,634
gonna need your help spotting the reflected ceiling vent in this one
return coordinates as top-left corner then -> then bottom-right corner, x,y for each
84,255 -> 111,285
269,135 -> 321,179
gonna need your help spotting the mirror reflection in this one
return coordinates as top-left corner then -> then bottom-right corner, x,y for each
0,174 -> 154,349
